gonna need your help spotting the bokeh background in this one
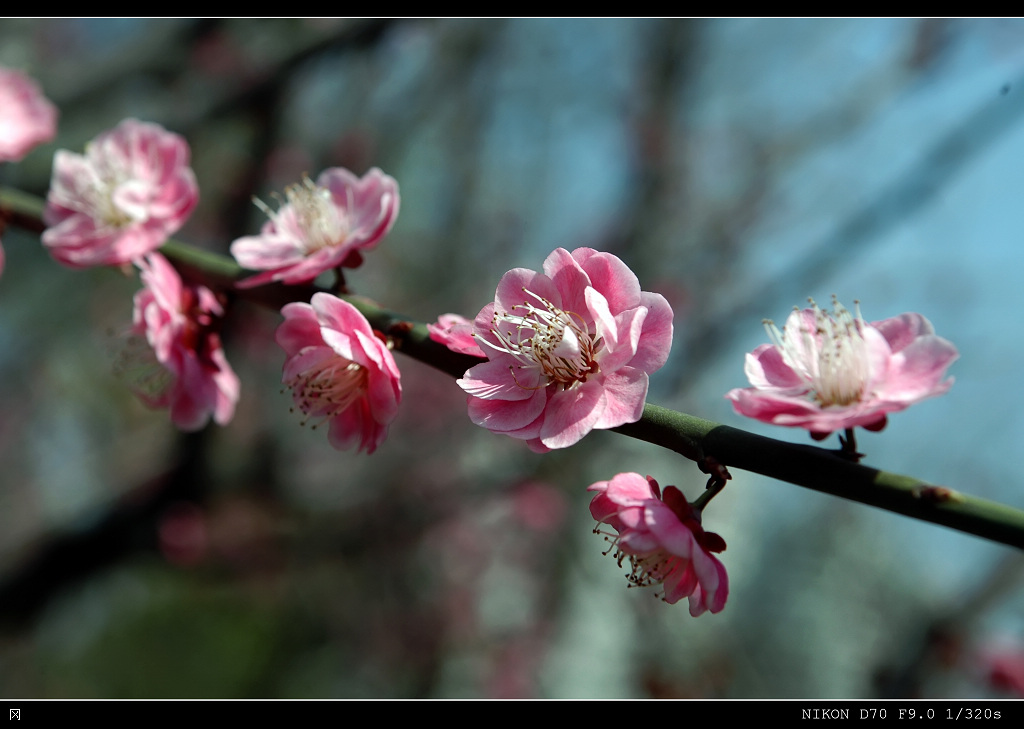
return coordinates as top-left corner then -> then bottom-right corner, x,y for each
1,18 -> 1023,698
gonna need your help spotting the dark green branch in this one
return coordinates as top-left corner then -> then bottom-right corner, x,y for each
5,186 -> 1024,551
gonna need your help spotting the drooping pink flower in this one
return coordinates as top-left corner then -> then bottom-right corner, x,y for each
457,247 -> 673,452
0,67 -> 57,162
725,297 -> 958,436
276,292 -> 401,454
427,313 -> 485,357
130,252 -> 239,430
589,472 -> 728,616
231,167 -> 399,288
42,118 -> 199,269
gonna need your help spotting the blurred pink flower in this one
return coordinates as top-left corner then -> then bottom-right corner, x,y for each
0,67 -> 57,162
276,292 -> 401,453
979,644 -> 1024,697
589,472 -> 728,616
458,247 -> 673,452
427,313 -> 485,357
131,253 -> 239,430
231,167 -> 399,287
726,297 -> 958,436
43,118 -> 198,268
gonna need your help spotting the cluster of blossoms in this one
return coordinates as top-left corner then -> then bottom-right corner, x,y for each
230,167 -> 404,450
0,67 -> 58,276
12,86 -> 966,618
726,296 -> 958,438
33,117 -> 233,427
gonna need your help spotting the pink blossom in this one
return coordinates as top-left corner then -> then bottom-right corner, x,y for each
0,67 -> 57,162
42,118 -> 199,269
231,167 -> 399,287
725,297 -> 958,436
130,253 -> 239,430
589,472 -> 728,616
276,292 -> 401,454
457,247 -> 673,452
428,313 -> 485,357
978,644 -> 1024,696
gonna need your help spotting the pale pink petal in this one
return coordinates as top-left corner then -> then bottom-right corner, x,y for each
879,335 -> 959,402
539,382 -> 606,448
468,389 -> 548,432
276,303 -> 326,356
592,368 -> 648,429
542,247 -> 591,318
744,344 -> 803,390
873,312 -> 934,353
458,358 -> 541,401
579,249 -> 642,314
630,291 -> 674,373
428,313 -> 485,357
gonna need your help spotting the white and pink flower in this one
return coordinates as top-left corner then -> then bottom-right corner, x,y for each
231,167 -> 399,287
589,472 -> 728,616
42,118 -> 198,269
457,247 -> 673,452
276,293 -> 402,454
427,313 -> 485,357
131,253 -> 239,430
0,67 -> 57,163
726,297 -> 958,436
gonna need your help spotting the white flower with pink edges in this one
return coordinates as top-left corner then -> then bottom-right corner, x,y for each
726,297 -> 958,436
232,167 -> 399,287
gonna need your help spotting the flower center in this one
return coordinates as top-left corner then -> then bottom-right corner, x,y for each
481,288 -> 601,389
594,528 -> 681,601
285,354 -> 368,428
767,296 -> 870,407
255,176 -> 350,254
58,158 -> 136,229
